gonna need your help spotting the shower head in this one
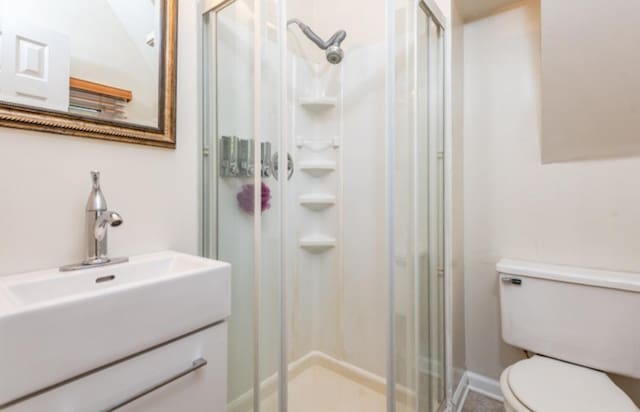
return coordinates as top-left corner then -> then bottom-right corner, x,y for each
287,18 -> 347,64
325,44 -> 343,64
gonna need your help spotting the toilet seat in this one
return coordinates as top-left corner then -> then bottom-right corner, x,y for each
502,356 -> 638,412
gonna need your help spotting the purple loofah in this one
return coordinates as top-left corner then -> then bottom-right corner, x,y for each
237,182 -> 271,214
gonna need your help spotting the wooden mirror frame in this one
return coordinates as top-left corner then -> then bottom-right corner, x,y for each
0,0 -> 178,148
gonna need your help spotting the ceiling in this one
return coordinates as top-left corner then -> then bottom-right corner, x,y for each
456,0 -> 521,22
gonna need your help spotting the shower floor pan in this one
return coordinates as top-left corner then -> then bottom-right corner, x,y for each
230,352 -> 419,412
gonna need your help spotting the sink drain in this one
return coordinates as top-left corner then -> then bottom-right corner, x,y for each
95,275 -> 116,283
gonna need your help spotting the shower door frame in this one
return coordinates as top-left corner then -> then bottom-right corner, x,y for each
387,0 -> 451,411
418,2 -> 453,411
200,0 -> 453,410
422,1 -> 454,411
199,0 -> 289,411
419,2 -> 448,411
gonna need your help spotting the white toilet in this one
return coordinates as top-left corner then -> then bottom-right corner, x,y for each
497,259 -> 640,412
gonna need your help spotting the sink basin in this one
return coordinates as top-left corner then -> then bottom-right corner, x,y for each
0,251 -> 231,407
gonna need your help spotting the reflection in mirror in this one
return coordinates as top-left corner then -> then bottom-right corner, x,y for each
0,0 -> 161,128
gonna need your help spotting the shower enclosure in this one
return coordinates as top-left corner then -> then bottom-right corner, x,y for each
200,0 -> 447,410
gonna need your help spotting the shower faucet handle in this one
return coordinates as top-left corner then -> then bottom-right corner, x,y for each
221,136 -> 240,177
261,142 -> 272,177
272,152 -> 294,181
238,139 -> 255,177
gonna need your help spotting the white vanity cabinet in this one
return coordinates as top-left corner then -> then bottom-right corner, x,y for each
0,252 -> 231,411
6,323 -> 228,412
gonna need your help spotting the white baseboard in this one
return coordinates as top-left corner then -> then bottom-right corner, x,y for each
450,370 -> 503,412
467,371 -> 503,402
452,372 -> 470,412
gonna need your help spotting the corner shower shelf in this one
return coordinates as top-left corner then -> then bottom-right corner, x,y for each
299,235 -> 337,252
299,194 -> 336,210
296,136 -> 340,150
299,160 -> 337,175
299,96 -> 337,111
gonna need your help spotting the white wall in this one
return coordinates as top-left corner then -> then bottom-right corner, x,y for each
463,0 -> 640,402
107,0 -> 160,72
341,43 -> 387,377
450,0 -> 466,391
456,0 -> 519,22
0,0 -> 199,275
540,0 -> 640,163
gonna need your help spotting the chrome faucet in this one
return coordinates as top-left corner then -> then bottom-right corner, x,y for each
60,171 -> 128,271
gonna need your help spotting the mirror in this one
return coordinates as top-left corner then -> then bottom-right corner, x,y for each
0,0 -> 177,147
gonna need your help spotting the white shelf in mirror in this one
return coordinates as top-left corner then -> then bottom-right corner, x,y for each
299,96 -> 337,110
299,160 -> 337,175
299,194 -> 336,210
299,235 -> 337,252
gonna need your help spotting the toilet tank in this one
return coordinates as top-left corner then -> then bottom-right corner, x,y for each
498,259 -> 640,379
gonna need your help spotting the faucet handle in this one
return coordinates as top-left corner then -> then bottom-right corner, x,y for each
86,170 -> 107,212
90,170 -> 101,190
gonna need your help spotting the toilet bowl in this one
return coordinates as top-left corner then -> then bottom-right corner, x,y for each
499,356 -> 638,412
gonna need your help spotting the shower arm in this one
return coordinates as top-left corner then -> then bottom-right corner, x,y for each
287,18 -> 346,50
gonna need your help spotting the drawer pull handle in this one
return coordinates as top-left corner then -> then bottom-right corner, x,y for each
103,358 -> 207,411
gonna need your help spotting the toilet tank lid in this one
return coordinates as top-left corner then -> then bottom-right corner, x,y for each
497,259 -> 640,293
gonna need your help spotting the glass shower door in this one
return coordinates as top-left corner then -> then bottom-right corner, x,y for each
202,0 -> 448,410
202,0 -> 284,411
392,1 -> 446,411
417,3 -> 446,411
203,2 -> 258,409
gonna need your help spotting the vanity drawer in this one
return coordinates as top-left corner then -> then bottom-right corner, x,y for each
6,323 -> 227,412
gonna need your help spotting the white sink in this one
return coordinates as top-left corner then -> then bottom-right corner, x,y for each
0,251 -> 231,407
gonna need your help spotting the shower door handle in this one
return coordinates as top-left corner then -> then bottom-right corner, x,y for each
272,152 -> 294,181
